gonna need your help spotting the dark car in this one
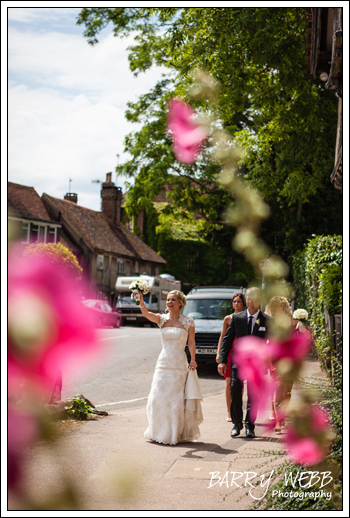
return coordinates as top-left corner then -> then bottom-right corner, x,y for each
81,299 -> 121,328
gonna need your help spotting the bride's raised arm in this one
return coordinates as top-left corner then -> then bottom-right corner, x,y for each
139,291 -> 161,325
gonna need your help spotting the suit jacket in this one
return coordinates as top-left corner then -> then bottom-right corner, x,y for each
219,309 -> 270,365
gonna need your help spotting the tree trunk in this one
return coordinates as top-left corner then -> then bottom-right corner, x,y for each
297,202 -> 303,222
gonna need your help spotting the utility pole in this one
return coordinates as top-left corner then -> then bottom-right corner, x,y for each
116,154 -> 120,187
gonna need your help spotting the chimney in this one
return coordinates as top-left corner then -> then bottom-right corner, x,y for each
101,172 -> 122,226
64,192 -> 78,204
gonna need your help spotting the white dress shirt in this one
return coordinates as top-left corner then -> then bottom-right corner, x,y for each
247,309 -> 260,333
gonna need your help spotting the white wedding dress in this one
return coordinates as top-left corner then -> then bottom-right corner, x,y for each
144,313 -> 203,445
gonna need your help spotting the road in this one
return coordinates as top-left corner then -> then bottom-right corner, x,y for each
62,325 -> 225,412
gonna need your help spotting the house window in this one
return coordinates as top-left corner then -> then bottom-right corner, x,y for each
97,255 -> 104,270
151,264 -> 155,276
30,224 -> 46,243
21,222 -> 30,244
187,252 -> 199,271
135,261 -> 139,274
47,226 -> 57,244
117,259 -> 125,273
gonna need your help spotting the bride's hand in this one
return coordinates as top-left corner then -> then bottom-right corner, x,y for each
139,291 -> 144,305
190,360 -> 197,371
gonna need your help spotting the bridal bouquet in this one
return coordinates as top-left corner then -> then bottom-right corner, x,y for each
292,308 -> 308,325
129,279 -> 150,305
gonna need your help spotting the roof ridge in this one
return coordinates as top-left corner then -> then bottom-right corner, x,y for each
42,193 -> 100,214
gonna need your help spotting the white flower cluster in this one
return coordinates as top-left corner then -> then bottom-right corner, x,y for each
129,279 -> 150,295
293,309 -> 308,321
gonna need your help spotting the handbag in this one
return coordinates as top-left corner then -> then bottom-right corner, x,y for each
184,369 -> 203,400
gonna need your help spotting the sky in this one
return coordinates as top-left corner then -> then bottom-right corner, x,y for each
6,5 -> 166,211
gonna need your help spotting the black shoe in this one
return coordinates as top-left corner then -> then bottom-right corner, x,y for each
231,423 -> 243,437
245,427 -> 255,438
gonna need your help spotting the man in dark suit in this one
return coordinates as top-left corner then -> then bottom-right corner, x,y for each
218,287 -> 269,438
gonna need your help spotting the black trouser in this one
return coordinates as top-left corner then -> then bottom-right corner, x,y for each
230,366 -> 257,430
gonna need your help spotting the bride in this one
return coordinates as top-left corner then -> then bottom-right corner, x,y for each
138,290 -> 203,445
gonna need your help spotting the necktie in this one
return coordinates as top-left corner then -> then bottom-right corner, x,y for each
248,315 -> 253,335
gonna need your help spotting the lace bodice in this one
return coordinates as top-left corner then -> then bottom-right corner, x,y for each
158,312 -> 195,331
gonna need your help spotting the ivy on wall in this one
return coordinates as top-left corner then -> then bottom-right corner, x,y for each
292,235 -> 342,370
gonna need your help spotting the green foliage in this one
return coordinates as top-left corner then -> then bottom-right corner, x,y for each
292,235 -> 342,371
77,8 -> 342,260
319,264 -> 342,316
65,397 -> 92,420
318,360 -> 342,465
23,243 -> 83,283
128,199 -> 254,290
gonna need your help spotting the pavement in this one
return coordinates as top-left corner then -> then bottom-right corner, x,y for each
9,354 -> 327,512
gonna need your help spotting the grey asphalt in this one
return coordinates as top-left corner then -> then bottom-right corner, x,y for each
9,354 -> 327,512
62,326 -> 226,412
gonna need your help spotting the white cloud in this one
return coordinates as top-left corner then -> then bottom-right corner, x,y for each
8,23 -> 168,211
8,7 -> 81,24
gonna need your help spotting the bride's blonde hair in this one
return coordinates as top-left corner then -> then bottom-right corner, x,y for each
168,290 -> 187,309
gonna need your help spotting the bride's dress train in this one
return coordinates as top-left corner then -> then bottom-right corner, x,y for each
144,314 -> 203,445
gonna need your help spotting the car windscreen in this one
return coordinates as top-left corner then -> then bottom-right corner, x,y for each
182,299 -> 233,320
117,292 -> 150,306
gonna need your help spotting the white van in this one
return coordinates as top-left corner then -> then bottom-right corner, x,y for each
182,286 -> 245,363
115,274 -> 181,326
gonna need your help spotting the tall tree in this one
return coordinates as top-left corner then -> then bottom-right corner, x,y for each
77,8 -> 342,261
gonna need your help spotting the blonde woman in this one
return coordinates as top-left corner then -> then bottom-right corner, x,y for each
265,296 -> 294,431
216,293 -> 246,421
139,290 -> 203,445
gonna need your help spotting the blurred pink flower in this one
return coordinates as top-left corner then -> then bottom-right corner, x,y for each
233,336 -> 274,418
8,404 -> 38,490
286,437 -> 325,466
167,99 -> 208,163
310,406 -> 329,432
8,250 -> 98,399
284,405 -> 331,466
268,330 -> 311,363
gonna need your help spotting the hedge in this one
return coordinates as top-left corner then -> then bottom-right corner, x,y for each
292,235 -> 342,371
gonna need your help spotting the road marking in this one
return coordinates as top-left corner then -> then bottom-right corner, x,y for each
101,335 -> 130,340
95,396 -> 148,407
94,390 -> 225,408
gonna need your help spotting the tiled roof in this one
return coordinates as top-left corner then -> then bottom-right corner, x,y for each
42,194 -> 166,264
8,182 -> 53,222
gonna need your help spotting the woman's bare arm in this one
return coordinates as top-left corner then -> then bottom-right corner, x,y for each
139,292 -> 160,325
216,315 -> 231,362
187,326 -> 197,370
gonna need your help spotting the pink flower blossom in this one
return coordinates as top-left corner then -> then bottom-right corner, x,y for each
310,406 -> 329,432
283,405 -> 331,466
285,436 -> 325,466
268,329 -> 311,363
233,336 -> 274,419
8,250 -> 98,399
167,99 -> 208,163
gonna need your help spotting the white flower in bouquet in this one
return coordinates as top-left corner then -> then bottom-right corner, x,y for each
293,309 -> 308,323
129,279 -> 150,305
